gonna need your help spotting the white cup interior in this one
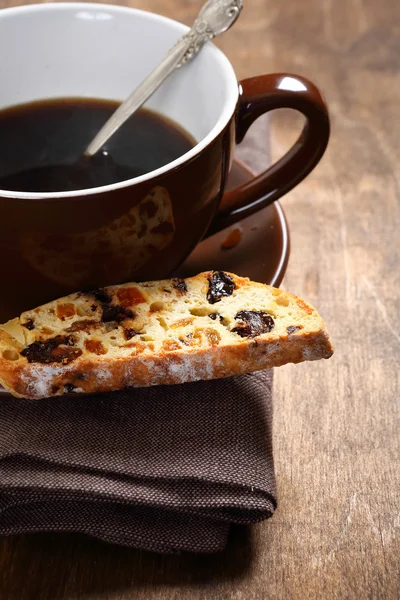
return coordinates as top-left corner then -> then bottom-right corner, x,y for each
0,3 -> 239,197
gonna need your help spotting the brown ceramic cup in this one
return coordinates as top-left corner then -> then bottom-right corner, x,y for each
0,4 -> 330,321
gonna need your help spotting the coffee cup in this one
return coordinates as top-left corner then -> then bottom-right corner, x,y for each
0,3 -> 329,321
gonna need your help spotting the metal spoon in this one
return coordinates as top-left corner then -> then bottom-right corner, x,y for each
84,0 -> 243,157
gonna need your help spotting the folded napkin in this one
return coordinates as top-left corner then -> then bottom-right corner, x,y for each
0,371 -> 276,553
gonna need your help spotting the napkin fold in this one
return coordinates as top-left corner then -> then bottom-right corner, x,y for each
0,371 -> 276,553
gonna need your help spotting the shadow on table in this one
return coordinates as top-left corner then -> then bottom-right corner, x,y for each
0,524 -> 260,599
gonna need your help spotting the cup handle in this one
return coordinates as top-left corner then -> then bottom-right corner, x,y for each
208,73 -> 330,235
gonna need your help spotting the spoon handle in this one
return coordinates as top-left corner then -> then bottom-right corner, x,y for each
85,0 -> 242,157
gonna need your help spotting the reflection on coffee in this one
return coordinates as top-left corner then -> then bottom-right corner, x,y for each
0,98 -> 195,193
21,186 -> 175,289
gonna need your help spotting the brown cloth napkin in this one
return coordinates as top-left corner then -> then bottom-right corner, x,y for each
0,371 -> 276,553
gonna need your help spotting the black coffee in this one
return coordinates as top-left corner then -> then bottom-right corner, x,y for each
0,98 -> 195,192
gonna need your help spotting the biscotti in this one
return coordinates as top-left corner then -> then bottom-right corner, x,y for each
0,271 -> 333,399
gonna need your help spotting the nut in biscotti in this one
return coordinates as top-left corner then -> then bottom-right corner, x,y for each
0,271 -> 333,399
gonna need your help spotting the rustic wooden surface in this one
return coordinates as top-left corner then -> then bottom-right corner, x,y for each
1,0 -> 399,598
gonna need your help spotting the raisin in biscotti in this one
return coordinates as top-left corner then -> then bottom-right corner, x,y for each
0,271 -> 333,399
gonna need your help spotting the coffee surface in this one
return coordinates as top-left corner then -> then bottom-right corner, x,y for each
0,98 -> 195,193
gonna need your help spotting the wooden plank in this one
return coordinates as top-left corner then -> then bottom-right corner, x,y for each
0,0 -> 399,598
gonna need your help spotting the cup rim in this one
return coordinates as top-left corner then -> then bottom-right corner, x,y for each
0,2 -> 239,201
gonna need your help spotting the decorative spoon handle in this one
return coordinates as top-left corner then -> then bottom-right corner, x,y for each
85,0 -> 243,157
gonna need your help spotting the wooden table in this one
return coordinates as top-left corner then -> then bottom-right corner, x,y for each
1,0 -> 399,598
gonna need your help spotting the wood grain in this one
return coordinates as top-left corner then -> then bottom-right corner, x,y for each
0,0 -> 399,598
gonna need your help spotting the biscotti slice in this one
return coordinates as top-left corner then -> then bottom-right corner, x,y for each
0,271 -> 333,400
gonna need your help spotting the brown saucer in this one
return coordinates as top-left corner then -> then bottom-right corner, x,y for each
0,160 -> 289,396
176,158 -> 290,286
